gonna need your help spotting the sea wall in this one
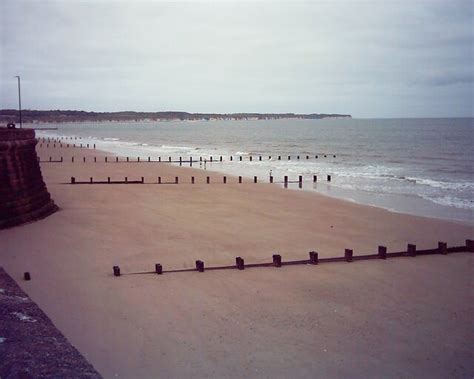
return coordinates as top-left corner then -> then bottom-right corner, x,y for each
0,128 -> 58,229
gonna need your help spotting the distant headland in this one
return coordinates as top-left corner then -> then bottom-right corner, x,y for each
0,109 -> 351,124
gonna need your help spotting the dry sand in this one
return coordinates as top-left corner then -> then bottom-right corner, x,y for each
1,143 -> 473,378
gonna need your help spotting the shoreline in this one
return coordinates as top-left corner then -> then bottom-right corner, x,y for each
35,133 -> 474,227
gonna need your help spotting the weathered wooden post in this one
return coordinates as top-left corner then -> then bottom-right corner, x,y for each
306,155 -> 309,159
236,257 -> 245,270
191,176 -> 195,184
288,156 -> 291,160
148,156 -> 150,162
175,176 -> 179,184
220,156 -> 223,162
126,157 -> 129,162
239,176 -> 242,183
250,156 -> 253,161
83,157 -> 86,163
313,175 -> 317,182
378,246 -> 387,259
71,156 -> 74,162
87,144 -> 89,148
230,156 -> 233,161
105,157 -> 108,162
223,176 -> 227,184
270,176 -> 273,183
94,157 -> 96,162
137,157 -> 140,162
254,176 -> 257,183
24,272 -> 31,281
71,177 -> 75,184
169,156 -> 172,162
239,156 -> 242,161
206,176 -> 210,184
278,156 -> 281,160
407,244 -> 416,257
125,177 -> 128,183
259,156 -> 262,161
210,156 -> 213,162
284,176 -> 288,186
159,157 -> 161,162
327,175 -> 331,182
158,177 -> 161,184
299,175 -> 303,184
345,249 -> 353,262
273,254 -> 282,267
113,266 -> 121,277
60,157 -> 63,162
438,242 -> 447,255
196,260 -> 205,272
466,239 -> 474,252
49,156 -> 52,162
141,177 -> 144,184
179,157 -> 182,165
315,155 -> 318,159
89,177 -> 93,184
155,264 -> 163,275
309,251 -> 319,265
116,157 -> 118,162
297,155 -> 300,160
108,177 -> 111,183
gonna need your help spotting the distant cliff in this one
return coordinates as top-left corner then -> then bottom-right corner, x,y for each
0,110 -> 351,124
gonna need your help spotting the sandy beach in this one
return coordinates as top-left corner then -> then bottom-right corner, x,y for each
1,142 -> 473,378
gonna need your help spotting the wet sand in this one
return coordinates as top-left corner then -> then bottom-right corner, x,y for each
1,143 -> 473,378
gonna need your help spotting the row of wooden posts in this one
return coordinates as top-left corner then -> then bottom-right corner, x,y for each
38,137 -> 81,142
39,153 -> 336,162
70,174 -> 332,185
112,240 -> 474,277
39,143 -> 95,149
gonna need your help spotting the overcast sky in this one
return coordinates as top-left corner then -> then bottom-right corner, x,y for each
1,0 -> 473,117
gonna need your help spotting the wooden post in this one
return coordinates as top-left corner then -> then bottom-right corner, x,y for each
299,175 -> 303,183
60,157 -> 63,162
270,176 -> 273,183
108,177 -> 111,183
87,144 -> 89,148
230,156 -> 233,161
72,157 -> 74,162
254,176 -> 257,183
250,156 -> 253,161
239,156 -> 242,161
327,175 -> 331,182
71,177 -> 75,184
236,257 -> 245,270
105,157 -> 108,162
223,176 -> 227,184
158,177 -> 161,184
466,239 -> 474,252
438,242 -> 447,255
306,155 -> 309,159
278,156 -> 281,160
191,176 -> 195,184
196,260 -> 205,272
159,157 -> 161,162
116,157 -> 118,162
113,266 -> 121,277
90,177 -> 93,184
138,157 -> 140,162
284,176 -> 288,186
126,157 -> 129,162
94,144 -> 96,149
239,176 -> 242,183
273,254 -> 282,267
148,156 -> 150,162
407,244 -> 416,257
315,155 -> 318,159
206,176 -> 210,184
124,177 -> 128,183
94,157 -> 96,162
220,156 -> 223,162
175,176 -> 179,184
179,157 -> 182,165
288,156 -> 291,160
83,157 -> 86,163
259,156 -> 262,161
378,246 -> 387,259
210,156 -> 213,162
309,251 -> 319,265
345,249 -> 353,262
24,272 -> 31,281
313,175 -> 317,182
169,157 -> 171,162
141,177 -> 144,184
297,155 -> 300,160
155,264 -> 163,275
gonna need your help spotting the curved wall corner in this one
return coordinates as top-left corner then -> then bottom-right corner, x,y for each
0,128 -> 58,229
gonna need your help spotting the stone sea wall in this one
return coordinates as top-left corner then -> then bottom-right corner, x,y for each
0,128 -> 58,229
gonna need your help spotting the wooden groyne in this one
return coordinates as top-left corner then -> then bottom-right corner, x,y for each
112,240 -> 474,277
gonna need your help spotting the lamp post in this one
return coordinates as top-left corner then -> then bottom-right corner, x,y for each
15,75 -> 22,128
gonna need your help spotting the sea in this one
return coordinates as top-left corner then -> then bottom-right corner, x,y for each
35,118 -> 474,225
